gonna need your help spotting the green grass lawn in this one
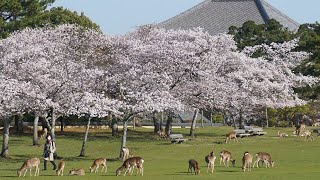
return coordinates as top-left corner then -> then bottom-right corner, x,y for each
0,126 -> 319,179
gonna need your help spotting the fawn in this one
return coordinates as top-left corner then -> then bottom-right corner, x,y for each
188,159 -> 200,175
205,151 -> 216,173
116,157 -> 144,176
90,158 -> 107,173
56,160 -> 65,176
69,168 -> 85,176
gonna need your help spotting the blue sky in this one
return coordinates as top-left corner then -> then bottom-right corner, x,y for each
53,0 -> 320,35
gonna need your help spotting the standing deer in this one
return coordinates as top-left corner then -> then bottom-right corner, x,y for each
242,152 -> 253,172
296,123 -> 306,136
56,160 -> 65,176
90,158 -> 107,173
116,157 -> 144,176
40,128 -> 48,139
205,151 -> 216,173
301,130 -> 314,141
253,152 -> 274,168
17,158 -> 40,177
219,150 -> 236,167
225,131 -> 238,143
188,159 -> 200,175
69,168 -> 85,176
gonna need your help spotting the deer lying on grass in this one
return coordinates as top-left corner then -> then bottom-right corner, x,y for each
253,152 -> 274,168
188,159 -> 200,175
205,151 -> 216,173
301,130 -> 314,141
116,157 -> 144,176
89,158 -> 107,173
40,128 -> 48,139
17,158 -> 40,177
220,150 -> 235,167
121,147 -> 132,161
278,131 -> 288,138
56,160 -> 65,176
242,152 -> 253,172
225,131 -> 238,143
157,130 -> 167,140
69,168 -> 85,176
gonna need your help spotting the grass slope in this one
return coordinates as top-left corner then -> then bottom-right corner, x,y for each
0,126 -> 319,179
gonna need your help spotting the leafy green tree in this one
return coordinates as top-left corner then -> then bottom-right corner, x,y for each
0,0 -> 98,39
294,23 -> 320,99
229,19 -> 294,51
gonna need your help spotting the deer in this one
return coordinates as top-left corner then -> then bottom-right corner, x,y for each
225,131 -> 238,143
219,150 -> 236,167
253,152 -> 274,168
278,131 -> 288,138
69,168 -> 85,176
205,151 -> 216,173
116,157 -> 144,176
56,160 -> 65,176
242,152 -> 253,172
157,130 -> 167,140
17,158 -> 40,177
295,123 -> 306,136
121,147 -> 131,161
188,159 -> 200,175
89,158 -> 107,173
301,130 -> 314,141
40,128 -> 48,139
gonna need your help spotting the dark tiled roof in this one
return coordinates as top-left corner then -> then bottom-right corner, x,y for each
158,0 -> 299,35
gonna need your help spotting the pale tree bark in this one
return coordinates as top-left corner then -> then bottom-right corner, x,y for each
33,116 -> 39,145
265,106 -> 269,128
79,117 -> 91,157
119,120 -> 128,160
189,109 -> 199,137
50,108 -> 56,141
1,117 -> 12,158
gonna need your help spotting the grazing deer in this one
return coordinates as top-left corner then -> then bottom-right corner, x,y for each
253,152 -> 274,168
17,158 -> 40,177
116,157 -> 144,176
56,160 -> 65,176
121,147 -> 131,161
205,151 -> 216,173
225,131 -> 238,143
301,130 -> 314,141
219,150 -> 235,167
242,152 -> 253,172
188,159 -> 200,175
90,158 -> 107,173
40,128 -> 48,139
278,131 -> 288,138
69,168 -> 85,176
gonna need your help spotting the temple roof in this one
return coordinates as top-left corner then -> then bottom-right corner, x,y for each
158,0 -> 299,34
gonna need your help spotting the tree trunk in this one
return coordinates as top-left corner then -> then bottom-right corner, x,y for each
210,111 -> 213,126
119,120 -> 128,160
239,109 -> 244,129
1,117 -> 12,158
232,115 -> 237,129
50,108 -> 56,141
265,106 -> 269,128
15,115 -> 23,135
79,117 -> 91,157
189,109 -> 199,137
111,116 -> 118,136
33,116 -> 39,146
153,113 -> 161,133
165,112 -> 173,136
60,117 -> 64,132
201,110 -> 204,128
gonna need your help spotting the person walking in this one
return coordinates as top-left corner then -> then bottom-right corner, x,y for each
43,135 -> 57,170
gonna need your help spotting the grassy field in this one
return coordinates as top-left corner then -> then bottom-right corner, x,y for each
0,126 -> 319,179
